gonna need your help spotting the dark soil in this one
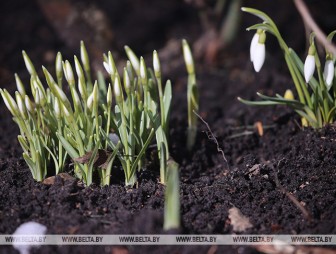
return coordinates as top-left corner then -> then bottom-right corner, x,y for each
0,0 -> 335,254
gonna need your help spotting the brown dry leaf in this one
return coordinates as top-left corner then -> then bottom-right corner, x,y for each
73,149 -> 111,169
228,207 -> 253,232
42,173 -> 75,185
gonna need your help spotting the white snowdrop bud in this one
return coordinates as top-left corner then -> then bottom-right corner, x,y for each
25,95 -> 34,113
15,74 -> 26,96
56,52 -> 63,80
304,45 -> 316,83
114,76 -> 122,104
153,50 -> 161,78
251,32 -> 266,73
323,59 -> 334,89
123,67 -> 131,93
140,57 -> 147,83
80,41 -> 90,72
34,88 -> 40,105
22,51 -> 37,76
54,98 -> 61,118
15,92 -> 27,119
87,92 -> 94,111
1,89 -> 20,116
72,88 -> 81,109
182,39 -> 195,75
12,221 -> 47,254
103,61 -> 112,75
107,83 -> 112,106
78,78 -> 86,100
250,33 -> 259,62
74,56 -> 84,81
54,85 -> 67,105
125,46 -> 140,75
64,60 -> 75,85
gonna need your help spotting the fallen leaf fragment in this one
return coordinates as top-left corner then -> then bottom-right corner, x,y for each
228,207 -> 253,232
42,173 -> 75,185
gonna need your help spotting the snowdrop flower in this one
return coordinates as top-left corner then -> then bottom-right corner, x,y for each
304,45 -> 316,83
12,221 -> 47,254
250,31 -> 266,73
103,61 -> 112,75
87,91 -> 94,110
323,59 -> 334,89
249,30 -> 262,61
182,39 -> 195,75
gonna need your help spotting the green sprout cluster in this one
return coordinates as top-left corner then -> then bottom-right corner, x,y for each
0,42 -> 177,187
239,8 -> 336,128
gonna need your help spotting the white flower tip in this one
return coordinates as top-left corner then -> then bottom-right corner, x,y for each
114,76 -> 121,98
324,60 -> 334,88
107,83 -> 112,105
87,92 -> 94,110
65,61 -> 75,83
153,50 -> 160,75
304,55 -> 315,83
182,40 -> 194,74
125,46 -> 140,74
123,68 -> 131,90
250,33 -> 259,62
252,43 -> 265,73
103,61 -> 112,75
140,57 -> 147,81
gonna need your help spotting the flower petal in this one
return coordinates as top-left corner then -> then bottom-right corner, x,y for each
252,42 -> 265,72
323,60 -> 334,89
250,33 -> 259,62
304,55 -> 315,83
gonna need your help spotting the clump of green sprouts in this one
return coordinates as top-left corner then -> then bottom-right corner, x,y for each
1,41 -> 177,186
1,40 -> 198,189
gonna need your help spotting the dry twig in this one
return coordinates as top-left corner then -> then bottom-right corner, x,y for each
193,110 -> 229,168
294,0 -> 336,55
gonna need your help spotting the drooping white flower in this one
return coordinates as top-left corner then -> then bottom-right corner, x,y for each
250,31 -> 266,73
304,55 -> 315,83
252,42 -> 265,73
250,33 -> 259,62
323,59 -> 334,89
304,45 -> 316,83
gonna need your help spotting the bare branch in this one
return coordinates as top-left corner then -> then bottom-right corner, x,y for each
294,0 -> 336,55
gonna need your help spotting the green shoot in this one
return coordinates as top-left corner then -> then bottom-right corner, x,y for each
163,159 -> 180,231
182,39 -> 199,150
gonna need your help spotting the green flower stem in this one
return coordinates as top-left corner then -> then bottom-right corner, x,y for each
187,72 -> 198,151
285,54 -> 306,105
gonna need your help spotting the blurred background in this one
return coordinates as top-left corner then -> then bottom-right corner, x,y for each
0,0 -> 335,106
